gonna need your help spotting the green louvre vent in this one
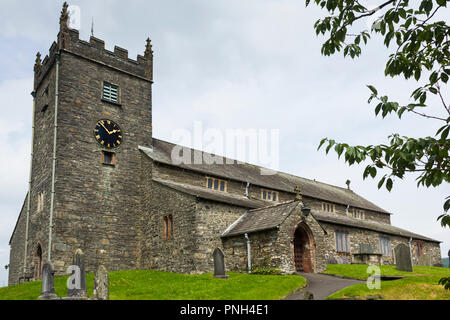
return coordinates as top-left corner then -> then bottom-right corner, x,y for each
103,82 -> 118,103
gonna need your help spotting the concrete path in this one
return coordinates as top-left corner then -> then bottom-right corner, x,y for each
284,273 -> 365,300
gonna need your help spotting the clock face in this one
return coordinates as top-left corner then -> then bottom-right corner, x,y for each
94,119 -> 123,149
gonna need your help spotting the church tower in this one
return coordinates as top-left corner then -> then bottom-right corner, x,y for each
8,2 -> 153,284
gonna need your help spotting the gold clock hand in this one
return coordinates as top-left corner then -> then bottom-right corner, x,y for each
100,122 -> 111,135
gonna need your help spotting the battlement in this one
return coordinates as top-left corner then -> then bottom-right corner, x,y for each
34,3 -> 153,90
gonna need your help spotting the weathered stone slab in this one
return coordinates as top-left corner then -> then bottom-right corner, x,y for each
94,265 -> 109,300
38,262 -> 58,300
67,249 -> 87,297
359,244 -> 374,254
395,244 -> 413,272
417,255 -> 432,267
213,248 -> 229,279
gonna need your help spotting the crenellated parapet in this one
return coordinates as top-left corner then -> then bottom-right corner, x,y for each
34,2 -> 153,90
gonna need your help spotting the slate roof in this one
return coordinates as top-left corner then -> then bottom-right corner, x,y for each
221,201 -> 301,237
221,201 -> 440,243
139,139 -> 391,215
153,178 -> 270,209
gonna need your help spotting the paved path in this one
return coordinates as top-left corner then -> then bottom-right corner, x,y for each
284,273 -> 365,300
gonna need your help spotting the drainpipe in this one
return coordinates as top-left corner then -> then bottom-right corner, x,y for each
408,237 -> 413,263
48,52 -> 60,262
245,233 -> 251,273
23,91 -> 37,276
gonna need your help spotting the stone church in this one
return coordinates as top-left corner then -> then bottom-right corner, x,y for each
8,3 -> 442,285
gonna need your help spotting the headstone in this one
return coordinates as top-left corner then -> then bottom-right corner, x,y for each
326,255 -> 338,264
38,262 -> 58,300
94,265 -> 109,300
213,248 -> 229,279
417,255 -> 432,267
341,256 -> 351,265
394,244 -> 413,272
359,244 -> 374,254
68,249 -> 87,297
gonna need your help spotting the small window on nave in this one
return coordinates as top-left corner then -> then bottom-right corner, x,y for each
206,177 -> 227,192
321,202 -> 335,213
261,189 -> 279,202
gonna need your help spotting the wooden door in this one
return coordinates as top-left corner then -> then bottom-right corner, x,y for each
294,227 -> 312,273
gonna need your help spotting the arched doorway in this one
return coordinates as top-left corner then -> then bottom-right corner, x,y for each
33,243 -> 43,280
293,223 -> 315,273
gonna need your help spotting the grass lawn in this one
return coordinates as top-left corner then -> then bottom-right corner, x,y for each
324,264 -> 450,300
0,270 -> 306,300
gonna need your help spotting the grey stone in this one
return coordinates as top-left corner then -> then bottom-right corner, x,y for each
341,256 -> 351,264
417,255 -> 432,267
94,265 -> 109,300
213,248 -> 229,279
395,244 -> 413,272
67,249 -> 87,297
359,243 -> 374,254
38,262 -> 58,300
326,255 -> 338,264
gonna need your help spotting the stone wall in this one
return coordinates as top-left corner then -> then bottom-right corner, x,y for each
221,203 -> 441,274
8,197 -> 27,285
142,177 -> 200,273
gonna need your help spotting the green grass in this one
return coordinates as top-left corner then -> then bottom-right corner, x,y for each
324,264 -> 450,300
0,270 -> 306,300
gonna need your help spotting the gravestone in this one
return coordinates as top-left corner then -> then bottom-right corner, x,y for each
94,265 -> 109,300
417,255 -> 432,267
394,244 -> 413,272
340,256 -> 351,265
38,262 -> 58,300
213,248 -> 229,279
326,255 -> 338,265
67,249 -> 87,297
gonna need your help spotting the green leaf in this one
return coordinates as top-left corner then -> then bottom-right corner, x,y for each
367,85 -> 378,95
386,178 -> 393,192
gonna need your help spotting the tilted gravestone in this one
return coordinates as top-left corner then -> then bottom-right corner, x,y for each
213,248 -> 229,279
395,244 -> 413,272
67,249 -> 87,297
38,262 -> 58,300
94,265 -> 109,300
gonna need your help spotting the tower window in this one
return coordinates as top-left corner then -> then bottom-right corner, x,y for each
37,192 -> 45,213
163,215 -> 174,239
102,151 -> 115,166
102,82 -> 119,103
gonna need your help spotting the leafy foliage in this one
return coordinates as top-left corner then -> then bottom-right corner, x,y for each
308,0 -> 449,215
306,0 -> 449,291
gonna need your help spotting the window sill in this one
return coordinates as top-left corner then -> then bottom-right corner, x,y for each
101,98 -> 122,107
102,162 -> 115,167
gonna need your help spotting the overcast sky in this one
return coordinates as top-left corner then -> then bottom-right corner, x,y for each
0,0 -> 448,286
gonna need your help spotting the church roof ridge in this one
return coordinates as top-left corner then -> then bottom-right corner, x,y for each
140,139 -> 392,215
